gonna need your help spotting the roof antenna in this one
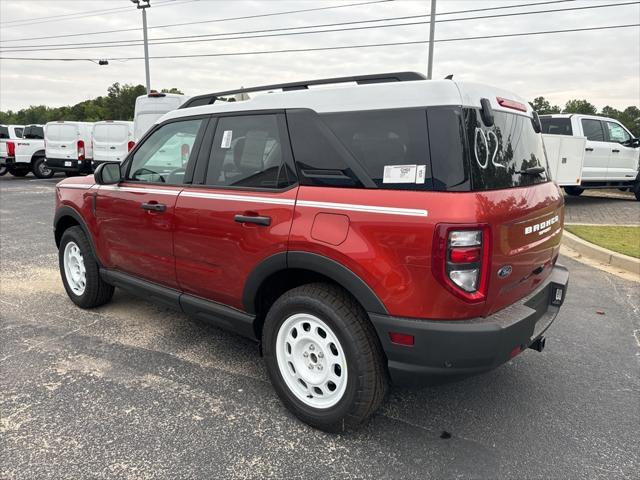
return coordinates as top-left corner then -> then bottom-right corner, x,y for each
444,74 -> 454,80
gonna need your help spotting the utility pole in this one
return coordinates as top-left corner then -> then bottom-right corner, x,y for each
131,0 -> 152,93
426,0 -> 436,80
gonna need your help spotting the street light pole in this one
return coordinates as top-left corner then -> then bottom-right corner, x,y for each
131,0 -> 151,93
426,0 -> 436,80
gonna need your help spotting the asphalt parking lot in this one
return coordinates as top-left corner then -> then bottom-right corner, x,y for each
1,175 -> 639,479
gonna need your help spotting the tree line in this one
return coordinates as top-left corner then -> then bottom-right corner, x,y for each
1,83 -> 638,138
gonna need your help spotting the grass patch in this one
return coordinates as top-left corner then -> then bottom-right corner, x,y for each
565,225 -> 640,258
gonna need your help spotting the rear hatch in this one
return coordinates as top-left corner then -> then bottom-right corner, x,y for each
46,123 -> 80,160
93,123 -> 131,162
427,101 -> 564,316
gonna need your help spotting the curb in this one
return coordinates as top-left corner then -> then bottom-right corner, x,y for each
562,231 -> 640,275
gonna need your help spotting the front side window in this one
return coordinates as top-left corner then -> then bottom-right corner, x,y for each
605,121 -> 631,143
205,114 -> 294,189
581,119 -> 605,142
127,118 -> 203,184
464,109 -> 549,190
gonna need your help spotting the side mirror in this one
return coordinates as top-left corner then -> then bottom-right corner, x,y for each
480,98 -> 494,127
626,138 -> 640,148
94,162 -> 122,185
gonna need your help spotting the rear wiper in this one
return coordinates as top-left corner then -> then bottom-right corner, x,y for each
519,166 -> 546,176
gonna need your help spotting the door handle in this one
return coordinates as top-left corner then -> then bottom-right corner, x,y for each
585,147 -> 594,152
234,214 -> 271,226
141,202 -> 166,212
612,149 -> 620,153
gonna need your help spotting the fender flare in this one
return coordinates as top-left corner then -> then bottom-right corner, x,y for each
53,206 -> 101,265
31,150 -> 46,163
242,251 -> 388,315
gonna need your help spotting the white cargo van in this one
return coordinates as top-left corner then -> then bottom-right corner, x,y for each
92,120 -> 134,167
540,114 -> 640,199
12,124 -> 54,178
0,124 -> 25,176
44,121 -> 94,175
133,92 -> 188,141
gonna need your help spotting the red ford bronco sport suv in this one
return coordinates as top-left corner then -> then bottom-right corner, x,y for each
54,73 -> 569,431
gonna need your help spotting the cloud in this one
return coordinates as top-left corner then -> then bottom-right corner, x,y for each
1,0 -> 639,112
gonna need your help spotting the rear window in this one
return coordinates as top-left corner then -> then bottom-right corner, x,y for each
321,109 -> 432,189
0,126 -> 8,139
47,124 -> 77,141
463,109 -> 549,190
540,117 -> 573,136
23,126 -> 44,139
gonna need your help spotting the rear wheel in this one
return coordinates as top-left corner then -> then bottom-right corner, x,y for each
263,283 -> 388,432
9,168 -> 29,177
32,157 -> 55,178
564,186 -> 584,196
59,226 -> 114,308
0,166 -> 7,176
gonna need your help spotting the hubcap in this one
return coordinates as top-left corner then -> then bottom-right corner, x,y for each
63,241 -> 86,295
38,161 -> 52,175
276,313 -> 348,409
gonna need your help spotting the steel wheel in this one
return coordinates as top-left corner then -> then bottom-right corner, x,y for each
36,159 -> 52,177
276,313 -> 348,409
63,241 -> 86,295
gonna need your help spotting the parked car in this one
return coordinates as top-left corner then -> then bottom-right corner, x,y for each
44,121 -> 94,175
540,114 -> 640,199
9,124 -> 55,178
0,124 -> 25,176
133,91 -> 188,142
91,120 -> 135,168
53,73 -> 569,431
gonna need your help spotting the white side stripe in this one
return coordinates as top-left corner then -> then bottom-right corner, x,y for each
99,185 -> 180,196
180,190 -> 295,206
58,184 -> 93,190
296,200 -> 428,217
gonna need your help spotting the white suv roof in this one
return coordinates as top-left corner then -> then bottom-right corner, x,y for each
162,74 -> 532,125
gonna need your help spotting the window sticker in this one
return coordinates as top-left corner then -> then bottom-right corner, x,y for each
416,165 -> 426,184
383,164 -> 417,183
221,130 -> 233,148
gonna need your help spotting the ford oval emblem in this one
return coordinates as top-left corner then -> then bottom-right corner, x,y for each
497,265 -> 513,279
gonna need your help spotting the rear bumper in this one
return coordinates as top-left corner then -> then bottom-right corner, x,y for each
0,156 -> 15,166
369,264 -> 569,385
45,158 -> 92,173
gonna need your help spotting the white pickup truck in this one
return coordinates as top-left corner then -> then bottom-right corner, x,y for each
11,124 -> 55,178
0,124 -> 25,176
540,114 -> 640,200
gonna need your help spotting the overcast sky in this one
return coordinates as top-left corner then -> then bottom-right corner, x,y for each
1,0 -> 639,112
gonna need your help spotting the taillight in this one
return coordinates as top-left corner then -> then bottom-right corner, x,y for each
77,140 -> 85,160
432,224 -> 491,303
128,140 -> 135,151
6,141 -> 15,157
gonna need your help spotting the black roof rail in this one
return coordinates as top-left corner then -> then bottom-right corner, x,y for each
179,71 -> 426,109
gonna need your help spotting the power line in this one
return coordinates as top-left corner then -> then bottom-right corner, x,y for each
2,23 -> 636,62
0,0 -> 196,28
2,1 -> 636,53
0,0 -> 574,43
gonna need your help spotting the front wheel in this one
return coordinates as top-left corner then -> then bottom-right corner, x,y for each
32,157 -> 55,178
263,283 -> 388,432
564,186 -> 584,196
59,226 -> 114,308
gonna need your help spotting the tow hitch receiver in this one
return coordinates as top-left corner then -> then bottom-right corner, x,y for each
529,336 -> 546,352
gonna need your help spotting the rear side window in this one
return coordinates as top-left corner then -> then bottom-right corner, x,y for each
581,119 -> 605,142
14,127 -> 23,138
321,109 -> 432,190
427,107 -> 470,191
205,114 -> 295,189
0,126 -> 8,139
540,117 -> 573,136
464,109 -> 549,190
23,126 -> 44,139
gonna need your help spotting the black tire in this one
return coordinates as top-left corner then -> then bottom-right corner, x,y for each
9,169 -> 29,177
564,186 -> 584,196
32,157 -> 55,179
65,171 -> 78,177
263,283 -> 388,432
634,183 -> 640,201
0,165 -> 7,176
59,226 -> 114,308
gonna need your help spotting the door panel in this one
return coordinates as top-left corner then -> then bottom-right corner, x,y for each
174,188 -> 297,309
604,121 -> 638,180
580,119 -> 609,180
95,184 -> 181,288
